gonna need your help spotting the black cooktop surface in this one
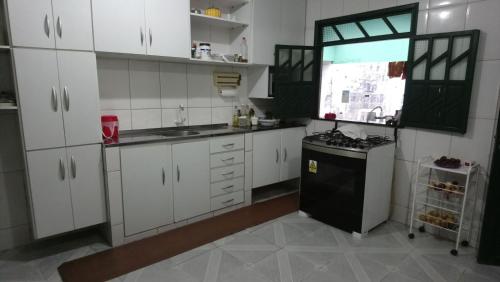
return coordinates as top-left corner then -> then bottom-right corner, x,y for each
303,130 -> 393,152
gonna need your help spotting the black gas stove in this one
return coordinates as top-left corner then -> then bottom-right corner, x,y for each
302,130 -> 393,152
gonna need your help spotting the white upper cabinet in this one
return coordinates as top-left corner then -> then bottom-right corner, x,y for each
92,0 -> 147,55
121,143 -> 174,236
280,127 -> 305,181
145,0 -> 190,58
13,48 -> 66,150
67,144 -> 106,229
51,0 -> 94,50
252,130 -> 281,188
7,0 -> 55,48
172,140 -> 210,222
57,51 -> 101,146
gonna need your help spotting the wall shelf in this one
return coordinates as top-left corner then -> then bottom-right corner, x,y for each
190,13 -> 248,29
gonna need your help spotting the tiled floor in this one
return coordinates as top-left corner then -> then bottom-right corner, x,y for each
2,213 -> 500,282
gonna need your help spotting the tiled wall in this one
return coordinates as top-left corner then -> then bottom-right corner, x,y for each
97,59 -> 268,130
0,113 -> 30,251
306,0 -> 500,246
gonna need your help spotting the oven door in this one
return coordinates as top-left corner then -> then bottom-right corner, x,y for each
299,143 -> 367,233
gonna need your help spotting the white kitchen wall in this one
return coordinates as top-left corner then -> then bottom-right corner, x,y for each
0,113 -> 30,251
307,0 -> 500,246
98,59 -> 268,130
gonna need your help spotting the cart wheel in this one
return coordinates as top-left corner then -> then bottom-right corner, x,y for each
461,240 -> 469,247
408,233 -> 415,239
418,226 -> 426,233
450,249 -> 458,256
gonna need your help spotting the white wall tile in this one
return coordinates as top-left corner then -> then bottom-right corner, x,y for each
414,129 -> 452,161
188,108 -> 212,126
429,0 -> 466,9
101,110 -> 132,131
306,0 -> 321,27
364,124 -> 386,136
369,0 -> 397,10
160,63 -> 188,109
129,60 -> 161,109
427,4 -> 467,33
320,0 -> 343,19
162,109 -> 186,127
131,109 -> 161,129
211,107 -> 233,125
187,65 -> 212,107
392,160 -> 415,207
97,59 -> 131,110
0,171 -> 28,229
469,60 -> 500,120
0,114 -> 24,173
450,118 -> 494,170
465,0 -> 500,60
417,10 -> 428,35
0,224 -> 30,251
396,128 -> 417,161
397,0 -> 429,10
343,0 -> 369,15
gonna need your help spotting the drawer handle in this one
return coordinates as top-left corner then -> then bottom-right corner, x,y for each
222,185 -> 234,192
222,143 -> 235,148
222,199 -> 234,205
222,157 -> 235,163
222,171 -> 234,177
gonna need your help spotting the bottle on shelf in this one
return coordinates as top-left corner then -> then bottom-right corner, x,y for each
240,37 -> 248,63
232,106 -> 239,127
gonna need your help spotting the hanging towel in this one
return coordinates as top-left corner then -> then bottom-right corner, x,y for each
388,61 -> 405,78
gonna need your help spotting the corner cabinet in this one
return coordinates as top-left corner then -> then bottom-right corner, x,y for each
121,143 -> 174,236
92,0 -> 190,58
252,127 -> 305,188
27,144 -> 106,239
6,0 -> 94,50
402,30 -> 480,133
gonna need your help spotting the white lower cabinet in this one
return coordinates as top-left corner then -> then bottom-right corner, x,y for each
26,144 -> 105,239
252,127 -> 305,188
121,143 -> 174,236
172,140 -> 210,222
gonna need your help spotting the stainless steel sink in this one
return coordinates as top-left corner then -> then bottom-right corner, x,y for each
155,130 -> 200,137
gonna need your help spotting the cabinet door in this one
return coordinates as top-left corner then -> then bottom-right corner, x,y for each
280,127 -> 305,181
279,0 -> 306,45
145,0 -> 190,58
252,0 -> 281,65
67,144 -> 106,229
13,48 -> 65,150
252,130 -> 281,188
27,148 -> 73,239
6,0 -> 55,48
172,140 -> 210,222
57,51 -> 101,146
92,0 -> 146,55
121,143 -> 174,236
51,0 -> 94,50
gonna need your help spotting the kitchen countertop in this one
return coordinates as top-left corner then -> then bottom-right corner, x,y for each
103,123 -> 305,147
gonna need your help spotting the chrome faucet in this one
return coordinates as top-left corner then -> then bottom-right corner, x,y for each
175,104 -> 186,126
366,106 -> 392,122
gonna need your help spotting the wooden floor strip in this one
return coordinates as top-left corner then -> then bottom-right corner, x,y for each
58,193 -> 299,282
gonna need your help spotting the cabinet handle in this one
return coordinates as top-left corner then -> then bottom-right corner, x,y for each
44,14 -> 50,37
222,143 -> 235,148
56,16 -> 62,38
276,149 -> 279,163
222,171 -> 234,177
140,27 -> 144,46
51,87 -> 58,112
284,148 -> 287,162
63,86 -> 69,111
162,168 -> 165,185
222,185 -> 234,191
71,156 -> 76,178
177,165 -> 180,182
222,157 -> 235,163
59,158 -> 65,180
222,199 -> 234,205
149,28 -> 152,46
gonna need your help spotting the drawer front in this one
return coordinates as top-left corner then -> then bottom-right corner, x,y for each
211,177 -> 244,197
210,135 -> 244,153
211,164 -> 244,183
211,190 -> 244,211
210,150 -> 244,168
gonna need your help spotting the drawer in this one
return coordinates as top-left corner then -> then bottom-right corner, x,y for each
210,150 -> 244,168
211,164 -> 244,183
210,135 -> 244,154
211,177 -> 244,197
211,190 -> 244,211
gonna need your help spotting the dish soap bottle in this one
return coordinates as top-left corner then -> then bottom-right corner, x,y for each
232,106 -> 239,127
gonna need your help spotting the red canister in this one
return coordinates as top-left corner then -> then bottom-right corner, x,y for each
101,115 -> 119,141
